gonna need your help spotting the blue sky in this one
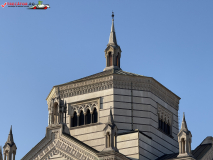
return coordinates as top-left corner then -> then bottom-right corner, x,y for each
0,0 -> 213,159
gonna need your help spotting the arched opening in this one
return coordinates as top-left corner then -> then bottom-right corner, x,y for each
109,52 -> 113,66
92,108 -> 98,123
79,110 -> 84,126
85,109 -> 91,124
181,138 -> 185,153
53,102 -> 58,124
164,118 -> 167,133
116,55 -> 119,66
167,120 -> 170,135
162,118 -> 164,131
72,112 -> 77,127
158,114 -> 161,129
106,132 -> 110,148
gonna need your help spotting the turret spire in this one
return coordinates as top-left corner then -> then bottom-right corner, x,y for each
104,12 -> 122,71
108,12 -> 117,45
7,125 -> 14,144
108,108 -> 114,124
3,126 -> 17,160
181,112 -> 188,131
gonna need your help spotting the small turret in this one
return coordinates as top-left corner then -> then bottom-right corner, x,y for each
103,108 -> 118,152
104,12 -> 122,71
177,113 -> 192,158
3,126 -> 17,160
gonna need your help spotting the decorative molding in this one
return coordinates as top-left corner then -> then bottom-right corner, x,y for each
70,98 -> 100,116
157,104 -> 173,126
30,133 -> 99,160
49,74 -> 179,110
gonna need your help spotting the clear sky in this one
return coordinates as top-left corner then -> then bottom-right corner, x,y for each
0,0 -> 213,159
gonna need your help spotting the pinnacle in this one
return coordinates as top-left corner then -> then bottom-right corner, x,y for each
108,108 -> 114,124
108,13 -> 117,46
181,112 -> 188,131
7,125 -> 14,144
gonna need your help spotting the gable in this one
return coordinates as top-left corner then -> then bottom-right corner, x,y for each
22,125 -> 99,160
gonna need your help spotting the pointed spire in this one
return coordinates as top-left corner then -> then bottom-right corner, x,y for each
108,12 -> 117,46
181,113 -> 188,131
7,125 -> 14,144
108,108 -> 114,124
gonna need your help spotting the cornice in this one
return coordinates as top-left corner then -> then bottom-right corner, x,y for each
48,74 -> 180,110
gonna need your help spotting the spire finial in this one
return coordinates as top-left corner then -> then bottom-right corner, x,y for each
181,112 -> 188,131
7,125 -> 14,144
108,107 -> 114,124
112,11 -> 114,20
10,125 -> 12,134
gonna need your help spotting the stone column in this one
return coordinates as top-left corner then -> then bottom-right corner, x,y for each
178,140 -> 182,154
84,113 -> 86,125
4,154 -> 6,160
106,55 -> 108,67
13,153 -> 15,160
115,133 -> 117,149
77,115 -> 79,126
91,112 -> 93,123
186,138 -> 189,153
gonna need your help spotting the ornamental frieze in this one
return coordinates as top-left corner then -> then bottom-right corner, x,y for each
53,74 -> 179,110
70,99 -> 99,116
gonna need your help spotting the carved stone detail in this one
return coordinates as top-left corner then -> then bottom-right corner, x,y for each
32,138 -> 98,160
70,99 -> 99,116
51,131 -> 58,139
57,74 -> 179,110
158,104 -> 173,125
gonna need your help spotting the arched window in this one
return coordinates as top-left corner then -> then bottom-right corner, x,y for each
116,55 -> 119,67
53,103 -> 58,124
158,114 -> 161,129
167,120 -> 170,135
109,52 -> 113,66
106,132 -> 110,148
85,109 -> 91,124
164,119 -> 167,133
79,110 -> 84,126
92,108 -> 98,123
72,112 -> 77,127
181,138 -> 185,153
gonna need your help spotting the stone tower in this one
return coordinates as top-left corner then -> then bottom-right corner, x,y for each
3,126 -> 17,160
